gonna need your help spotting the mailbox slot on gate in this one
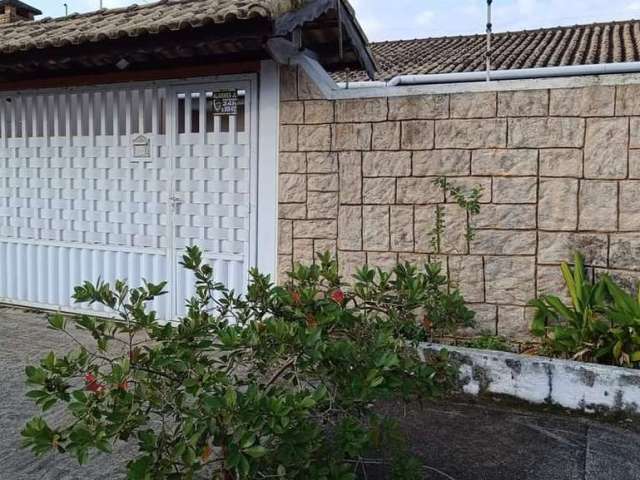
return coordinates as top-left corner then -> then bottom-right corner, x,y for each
132,134 -> 151,160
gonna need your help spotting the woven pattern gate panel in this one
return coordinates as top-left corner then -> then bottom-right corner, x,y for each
0,89 -> 171,249
0,86 -> 172,315
170,82 -> 254,312
0,85 -> 173,316
0,78 -> 256,318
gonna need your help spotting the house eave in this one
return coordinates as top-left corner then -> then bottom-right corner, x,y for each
0,18 -> 272,82
274,0 -> 377,79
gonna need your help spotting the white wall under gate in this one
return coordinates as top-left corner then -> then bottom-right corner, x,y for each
0,68 -> 278,320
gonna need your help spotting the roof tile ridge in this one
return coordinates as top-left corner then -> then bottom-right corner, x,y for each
369,18 -> 640,48
3,0 -> 209,27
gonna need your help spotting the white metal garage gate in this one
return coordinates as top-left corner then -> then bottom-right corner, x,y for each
0,75 -> 258,318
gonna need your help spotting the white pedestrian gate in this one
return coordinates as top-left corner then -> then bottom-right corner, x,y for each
0,76 -> 258,319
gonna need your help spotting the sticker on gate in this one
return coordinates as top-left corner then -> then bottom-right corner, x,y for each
211,90 -> 238,116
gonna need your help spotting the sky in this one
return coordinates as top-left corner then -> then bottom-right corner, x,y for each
31,0 -> 640,42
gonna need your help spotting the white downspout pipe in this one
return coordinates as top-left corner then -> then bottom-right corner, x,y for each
266,37 -> 341,98
485,0 -> 492,82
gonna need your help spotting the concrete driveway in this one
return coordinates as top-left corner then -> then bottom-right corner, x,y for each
2,306 -> 640,480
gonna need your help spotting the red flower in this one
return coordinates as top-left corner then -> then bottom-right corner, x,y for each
331,289 -> 345,304
290,291 -> 302,305
117,380 -> 129,391
85,372 -> 105,393
306,313 -> 317,328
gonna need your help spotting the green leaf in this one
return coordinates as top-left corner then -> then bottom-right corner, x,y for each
545,296 -> 576,322
40,397 -> 57,412
613,340 -> 624,361
529,309 -> 547,337
47,314 -> 66,331
25,389 -> 48,400
70,425 -> 93,444
25,366 -> 45,385
96,438 -> 112,454
244,445 -> 268,458
238,454 -> 250,476
224,388 -> 237,408
68,402 -> 87,416
181,446 -> 196,466
75,448 -> 89,465
560,262 -> 579,309
127,456 -> 152,480
299,396 -> 316,409
42,352 -> 56,370
370,376 -> 384,388
572,253 -> 586,306
71,390 -> 88,403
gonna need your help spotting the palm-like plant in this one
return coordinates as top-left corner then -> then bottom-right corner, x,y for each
530,253 -> 640,367
529,253 -> 610,363
601,276 -> 640,365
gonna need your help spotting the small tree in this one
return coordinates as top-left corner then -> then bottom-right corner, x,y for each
22,248 -> 460,479
430,177 -> 483,254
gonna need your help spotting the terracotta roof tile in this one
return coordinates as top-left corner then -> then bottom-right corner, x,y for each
335,19 -> 640,81
0,0 -> 292,55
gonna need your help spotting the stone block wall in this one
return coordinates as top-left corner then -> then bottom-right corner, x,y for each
277,66 -> 640,339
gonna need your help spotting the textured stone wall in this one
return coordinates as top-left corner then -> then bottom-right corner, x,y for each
277,66 -> 640,339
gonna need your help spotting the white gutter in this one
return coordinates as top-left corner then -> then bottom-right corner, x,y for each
337,61 -> 640,89
336,80 -> 387,89
266,37 -> 640,98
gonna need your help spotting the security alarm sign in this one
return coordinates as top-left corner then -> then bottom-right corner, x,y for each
212,90 -> 238,116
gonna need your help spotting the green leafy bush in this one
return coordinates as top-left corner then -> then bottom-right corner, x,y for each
22,248 -> 458,480
529,253 -> 640,367
463,334 -> 512,352
600,275 -> 640,366
351,261 -> 475,340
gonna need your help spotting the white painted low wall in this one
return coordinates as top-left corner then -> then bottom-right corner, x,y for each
421,343 -> 640,415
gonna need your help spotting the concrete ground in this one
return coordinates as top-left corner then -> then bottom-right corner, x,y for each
1,306 -> 640,480
0,307 -> 129,479
372,399 -> 640,480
